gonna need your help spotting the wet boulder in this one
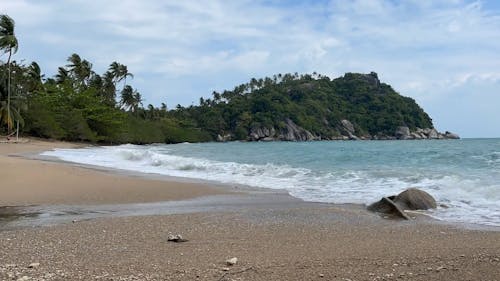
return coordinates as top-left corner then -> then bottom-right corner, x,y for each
367,188 -> 437,219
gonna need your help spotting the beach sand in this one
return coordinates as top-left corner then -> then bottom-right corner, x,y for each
0,139 -> 499,280
0,139 -> 228,206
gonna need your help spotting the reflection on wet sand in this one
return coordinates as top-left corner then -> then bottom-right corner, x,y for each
0,193 -> 320,231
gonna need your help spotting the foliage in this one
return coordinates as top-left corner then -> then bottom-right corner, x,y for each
173,72 -> 433,139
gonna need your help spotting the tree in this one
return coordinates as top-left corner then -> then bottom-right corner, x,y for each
26,62 -> 44,94
120,85 -> 141,112
55,67 -> 69,84
0,71 -> 25,132
0,14 -> 19,132
66,53 -> 93,88
101,71 -> 117,105
119,64 -> 133,85
109,61 -> 121,85
109,61 -> 133,88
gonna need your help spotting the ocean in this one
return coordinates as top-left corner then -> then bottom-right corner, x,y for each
41,139 -> 500,227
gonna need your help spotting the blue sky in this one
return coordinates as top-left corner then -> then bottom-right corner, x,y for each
1,0 -> 500,137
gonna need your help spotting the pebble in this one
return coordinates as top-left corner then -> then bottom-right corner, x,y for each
167,234 -> 188,243
436,266 -> 446,271
28,263 -> 40,268
226,257 -> 238,266
222,267 -> 230,271
319,273 -> 324,278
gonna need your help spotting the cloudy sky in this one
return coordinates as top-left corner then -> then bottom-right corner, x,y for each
2,0 -> 500,137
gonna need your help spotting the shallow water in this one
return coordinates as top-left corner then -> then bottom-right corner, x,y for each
41,139 -> 500,227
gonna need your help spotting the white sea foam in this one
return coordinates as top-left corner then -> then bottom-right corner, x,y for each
41,143 -> 500,227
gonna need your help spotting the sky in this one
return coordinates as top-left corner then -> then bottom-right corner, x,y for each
1,0 -> 500,138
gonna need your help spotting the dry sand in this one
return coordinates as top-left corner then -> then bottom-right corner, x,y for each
0,139 -> 499,281
0,139 -> 228,206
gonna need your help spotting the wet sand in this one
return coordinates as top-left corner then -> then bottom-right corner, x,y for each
0,139 -> 499,281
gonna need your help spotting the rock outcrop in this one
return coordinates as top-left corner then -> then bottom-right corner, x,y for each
216,134 -> 233,142
248,118 -> 317,142
367,188 -> 437,220
278,118 -> 316,141
395,126 -> 411,140
393,126 -> 459,140
235,119 -> 459,142
340,119 -> 359,140
444,131 -> 460,139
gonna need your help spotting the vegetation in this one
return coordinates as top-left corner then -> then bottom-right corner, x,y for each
0,14 -> 434,144
172,72 -> 433,139
0,14 -> 19,133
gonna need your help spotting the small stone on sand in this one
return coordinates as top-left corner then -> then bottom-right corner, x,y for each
226,257 -> 238,266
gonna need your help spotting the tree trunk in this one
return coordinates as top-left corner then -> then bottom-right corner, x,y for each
7,49 -> 12,133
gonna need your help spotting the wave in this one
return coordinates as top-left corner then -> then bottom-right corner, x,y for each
41,144 -> 500,227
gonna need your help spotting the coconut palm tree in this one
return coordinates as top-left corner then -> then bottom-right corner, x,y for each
119,64 -> 133,85
0,14 -> 19,132
109,61 -> 133,88
132,91 -> 142,112
55,67 -> 69,84
109,61 -> 121,83
26,62 -> 44,94
120,85 -> 141,112
66,54 -> 93,87
101,71 -> 116,105
0,73 -> 24,133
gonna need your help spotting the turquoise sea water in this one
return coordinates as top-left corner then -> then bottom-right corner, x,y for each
42,139 -> 500,226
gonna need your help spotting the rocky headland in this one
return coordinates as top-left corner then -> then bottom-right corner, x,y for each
219,118 -> 459,142
211,72 -> 459,142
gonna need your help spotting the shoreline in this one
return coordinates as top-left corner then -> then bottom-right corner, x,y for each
1,138 -> 498,232
0,139 -> 231,206
1,139 -> 499,280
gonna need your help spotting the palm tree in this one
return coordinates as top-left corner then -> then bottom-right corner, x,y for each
66,54 -> 93,87
120,85 -> 141,112
133,91 -> 142,112
27,62 -> 44,94
28,62 -> 43,82
109,61 -> 133,87
0,74 -> 24,133
119,64 -> 133,85
120,85 -> 134,111
101,71 -> 116,105
55,67 -> 69,84
0,14 -> 19,133
108,61 -> 121,86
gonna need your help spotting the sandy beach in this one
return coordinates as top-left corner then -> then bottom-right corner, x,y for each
0,139 -> 499,281
0,139 -> 228,206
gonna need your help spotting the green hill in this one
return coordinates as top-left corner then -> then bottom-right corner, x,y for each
173,72 -> 457,141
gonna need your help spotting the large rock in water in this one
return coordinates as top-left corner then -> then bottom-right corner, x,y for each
367,188 -> 437,219
444,131 -> 460,139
